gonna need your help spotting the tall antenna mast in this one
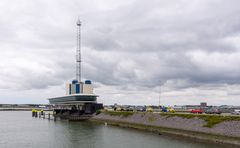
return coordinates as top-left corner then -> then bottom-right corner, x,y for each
76,19 -> 81,82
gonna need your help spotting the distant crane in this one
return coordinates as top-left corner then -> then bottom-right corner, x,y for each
76,19 -> 82,82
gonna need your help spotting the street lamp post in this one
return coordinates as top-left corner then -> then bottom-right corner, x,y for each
158,80 -> 164,109
159,85 -> 161,107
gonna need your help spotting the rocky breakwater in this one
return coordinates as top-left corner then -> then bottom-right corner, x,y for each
91,111 -> 240,146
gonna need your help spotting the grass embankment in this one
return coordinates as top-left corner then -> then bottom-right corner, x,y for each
91,118 -> 240,146
101,110 -> 240,128
103,110 -> 134,117
94,111 -> 240,146
160,113 -> 240,128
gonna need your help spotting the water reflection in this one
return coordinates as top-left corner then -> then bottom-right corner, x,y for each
0,112 -> 228,148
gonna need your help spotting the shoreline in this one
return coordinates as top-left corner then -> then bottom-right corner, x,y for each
0,109 -> 53,111
91,112 -> 240,147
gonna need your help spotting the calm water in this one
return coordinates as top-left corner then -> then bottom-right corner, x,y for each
0,111 -> 227,148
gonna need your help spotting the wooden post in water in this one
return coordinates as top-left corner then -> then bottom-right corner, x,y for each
39,112 -> 41,118
32,110 -> 35,117
35,111 -> 38,118
48,113 -> 50,120
43,112 -> 45,119
53,110 -> 56,121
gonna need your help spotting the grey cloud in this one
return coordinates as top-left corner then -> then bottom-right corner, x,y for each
1,0 -> 240,105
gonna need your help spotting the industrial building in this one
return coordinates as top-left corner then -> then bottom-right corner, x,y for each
66,80 -> 93,95
48,20 -> 103,120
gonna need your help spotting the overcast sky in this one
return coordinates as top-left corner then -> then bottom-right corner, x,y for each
1,0 -> 240,105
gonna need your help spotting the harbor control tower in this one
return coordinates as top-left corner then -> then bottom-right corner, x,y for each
48,20 -> 103,120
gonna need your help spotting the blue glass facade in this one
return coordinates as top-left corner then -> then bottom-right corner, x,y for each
76,84 -> 80,94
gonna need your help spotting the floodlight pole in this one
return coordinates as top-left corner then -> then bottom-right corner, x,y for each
159,80 -> 163,109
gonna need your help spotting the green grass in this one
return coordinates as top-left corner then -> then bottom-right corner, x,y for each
160,113 -> 240,128
141,113 -> 145,117
199,115 -> 240,128
148,116 -> 156,122
96,110 -> 101,115
160,113 -> 196,119
103,111 -> 134,117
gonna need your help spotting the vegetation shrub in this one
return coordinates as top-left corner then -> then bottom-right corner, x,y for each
104,111 -> 134,117
160,113 -> 240,128
96,110 -> 101,115
148,116 -> 156,122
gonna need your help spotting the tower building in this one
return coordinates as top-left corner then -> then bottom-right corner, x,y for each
48,19 -> 102,120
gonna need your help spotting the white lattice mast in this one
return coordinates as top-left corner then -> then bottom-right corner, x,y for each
76,19 -> 81,82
